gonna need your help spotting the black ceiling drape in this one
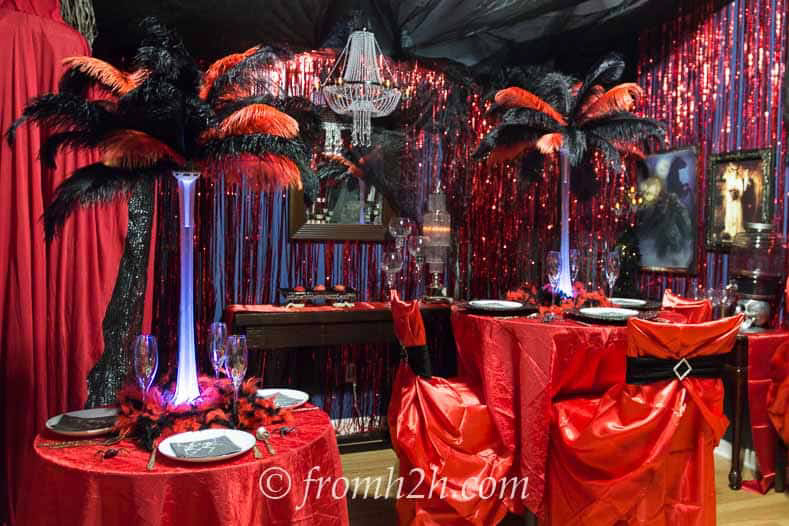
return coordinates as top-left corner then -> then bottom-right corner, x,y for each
92,0 -> 721,74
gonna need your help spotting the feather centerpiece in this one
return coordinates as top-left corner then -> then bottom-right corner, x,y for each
6,16 -> 316,239
6,17 -> 322,407
473,53 -> 666,297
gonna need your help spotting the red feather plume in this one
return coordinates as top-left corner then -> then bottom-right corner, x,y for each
62,56 -> 147,95
487,140 -> 532,165
100,130 -> 184,168
198,46 -> 259,100
579,83 -> 643,122
205,104 -> 299,140
494,87 -> 567,126
536,133 -> 564,154
220,153 -> 302,191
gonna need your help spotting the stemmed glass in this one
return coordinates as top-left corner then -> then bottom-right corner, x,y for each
226,335 -> 249,409
605,250 -> 621,298
569,249 -> 580,284
545,251 -> 561,321
382,250 -> 404,293
209,322 -> 227,378
132,334 -> 158,402
408,235 -> 429,282
388,217 -> 414,248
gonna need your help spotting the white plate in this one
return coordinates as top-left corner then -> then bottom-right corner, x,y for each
610,297 -> 648,307
579,307 -> 640,320
468,300 -> 525,311
256,388 -> 309,409
158,429 -> 255,463
45,408 -> 118,437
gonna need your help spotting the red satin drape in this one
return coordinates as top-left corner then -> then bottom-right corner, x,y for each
547,316 -> 742,526
768,342 -> 789,445
0,2 -> 127,524
742,333 -> 789,492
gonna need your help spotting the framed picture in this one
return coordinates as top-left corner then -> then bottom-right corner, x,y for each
706,148 -> 774,251
636,147 -> 698,272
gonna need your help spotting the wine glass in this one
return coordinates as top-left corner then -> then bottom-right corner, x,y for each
545,251 -> 561,320
388,217 -> 414,248
605,250 -> 621,297
569,249 -> 580,284
132,335 -> 158,401
706,288 -> 723,319
381,250 -> 404,293
209,322 -> 227,378
408,235 -> 429,281
226,335 -> 249,408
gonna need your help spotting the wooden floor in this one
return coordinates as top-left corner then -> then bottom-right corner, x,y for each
341,449 -> 789,525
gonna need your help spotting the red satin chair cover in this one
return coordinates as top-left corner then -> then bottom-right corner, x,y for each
388,296 -> 512,525
547,315 -> 742,526
661,290 -> 713,323
767,341 -> 789,445
390,291 -> 427,347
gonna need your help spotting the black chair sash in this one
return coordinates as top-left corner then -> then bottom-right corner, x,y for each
625,354 -> 731,384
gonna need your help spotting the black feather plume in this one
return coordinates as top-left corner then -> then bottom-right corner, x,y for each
207,47 -> 289,103
6,95 -> 116,145
39,130 -> 103,169
43,163 -> 162,240
572,53 -> 626,117
199,134 -> 307,161
583,112 -> 665,144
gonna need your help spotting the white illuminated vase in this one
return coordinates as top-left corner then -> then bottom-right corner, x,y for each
557,150 -> 573,297
171,171 -> 201,405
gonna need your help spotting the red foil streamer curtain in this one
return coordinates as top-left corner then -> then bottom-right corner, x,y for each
637,0 -> 788,296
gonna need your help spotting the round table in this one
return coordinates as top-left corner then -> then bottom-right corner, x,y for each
18,408 -> 349,526
451,309 -> 631,515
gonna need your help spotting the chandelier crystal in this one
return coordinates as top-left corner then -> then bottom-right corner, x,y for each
322,29 -> 401,147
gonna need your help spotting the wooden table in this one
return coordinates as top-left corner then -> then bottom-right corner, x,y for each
226,302 -> 454,451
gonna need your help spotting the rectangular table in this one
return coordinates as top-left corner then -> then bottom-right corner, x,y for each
226,302 -> 454,452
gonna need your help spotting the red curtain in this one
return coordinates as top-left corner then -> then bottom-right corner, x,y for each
0,2 -> 127,524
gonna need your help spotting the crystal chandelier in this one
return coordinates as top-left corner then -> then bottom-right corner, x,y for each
322,28 -> 401,147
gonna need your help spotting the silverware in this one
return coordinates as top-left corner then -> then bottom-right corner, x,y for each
255,427 -> 276,455
291,406 -> 320,413
253,444 -> 263,459
147,443 -> 157,471
40,436 -> 121,449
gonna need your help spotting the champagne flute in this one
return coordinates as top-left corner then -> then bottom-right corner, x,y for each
569,249 -> 580,285
408,235 -> 429,284
605,250 -> 621,298
545,251 -> 561,321
226,335 -> 249,410
133,335 -> 158,402
209,322 -> 227,378
381,250 -> 404,294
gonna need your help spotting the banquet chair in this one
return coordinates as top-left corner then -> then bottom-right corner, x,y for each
662,289 -> 713,323
547,314 -> 743,525
767,341 -> 789,492
387,292 -> 514,525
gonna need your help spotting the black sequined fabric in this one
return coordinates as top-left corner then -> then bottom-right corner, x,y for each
85,178 -> 154,407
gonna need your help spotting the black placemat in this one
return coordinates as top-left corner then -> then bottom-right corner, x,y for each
51,414 -> 116,432
170,435 -> 242,459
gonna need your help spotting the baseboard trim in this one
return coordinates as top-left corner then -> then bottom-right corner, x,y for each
715,439 -> 757,471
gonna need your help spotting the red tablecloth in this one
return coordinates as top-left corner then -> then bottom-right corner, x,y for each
17,408 -> 349,526
744,330 -> 789,493
451,310 -> 629,515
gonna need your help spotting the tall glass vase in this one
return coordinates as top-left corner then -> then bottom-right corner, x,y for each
171,171 -> 201,405
556,150 -> 573,297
